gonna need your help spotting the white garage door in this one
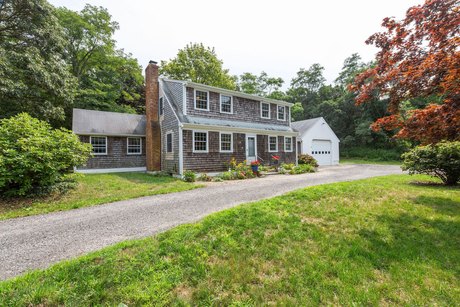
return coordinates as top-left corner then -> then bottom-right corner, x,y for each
311,140 -> 332,166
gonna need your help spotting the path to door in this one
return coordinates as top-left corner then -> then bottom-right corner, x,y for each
0,164 -> 402,280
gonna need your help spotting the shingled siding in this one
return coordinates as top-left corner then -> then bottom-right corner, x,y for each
160,94 -> 180,174
183,130 -> 296,172
257,135 -> 297,165
183,130 -> 246,172
78,136 -> 146,169
185,87 -> 290,126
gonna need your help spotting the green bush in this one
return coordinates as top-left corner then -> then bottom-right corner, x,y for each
280,163 -> 295,170
0,113 -> 91,197
402,141 -> 460,185
298,154 -> 319,167
198,173 -> 212,182
341,146 -> 402,161
289,164 -> 315,175
183,170 -> 196,182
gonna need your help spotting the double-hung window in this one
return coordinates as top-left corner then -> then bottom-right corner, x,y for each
261,102 -> 270,119
195,90 -> 209,110
268,136 -> 278,152
284,136 -> 293,152
220,95 -> 233,114
90,136 -> 107,155
127,137 -> 142,155
220,132 -> 233,152
193,131 -> 208,152
277,105 -> 286,121
166,133 -> 173,153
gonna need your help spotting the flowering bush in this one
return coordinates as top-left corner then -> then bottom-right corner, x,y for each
251,160 -> 261,166
298,154 -> 319,167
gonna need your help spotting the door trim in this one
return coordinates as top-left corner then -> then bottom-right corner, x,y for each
245,134 -> 257,164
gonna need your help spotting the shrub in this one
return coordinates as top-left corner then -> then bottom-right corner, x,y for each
0,113 -> 91,197
340,146 -> 402,161
198,173 -> 212,182
402,141 -> 460,185
218,171 -> 234,181
280,163 -> 295,170
298,154 -> 319,167
183,170 -> 196,182
289,164 -> 315,175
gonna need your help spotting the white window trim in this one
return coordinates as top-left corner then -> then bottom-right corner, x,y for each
127,137 -> 142,155
277,105 -> 286,121
90,136 -> 107,155
219,132 -> 233,153
219,94 -> 233,114
268,135 -> 278,152
192,130 -> 209,153
284,136 -> 293,152
194,89 -> 210,111
165,132 -> 173,154
260,102 -> 271,119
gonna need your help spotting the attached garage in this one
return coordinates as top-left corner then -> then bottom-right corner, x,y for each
291,117 -> 340,166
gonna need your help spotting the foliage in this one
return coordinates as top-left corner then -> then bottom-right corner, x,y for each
183,170 -> 196,183
2,175 -> 458,305
298,154 -> 319,167
0,113 -> 91,197
289,164 -> 315,174
280,163 -> 295,171
341,147 -> 403,162
291,102 -> 304,121
401,141 -> 460,185
237,71 -> 284,97
160,43 -> 237,90
351,0 -> 460,144
219,160 -> 255,180
0,0 -> 76,125
197,173 -> 213,182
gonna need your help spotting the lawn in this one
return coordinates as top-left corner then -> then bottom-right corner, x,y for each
1,175 -> 459,305
0,172 -> 200,220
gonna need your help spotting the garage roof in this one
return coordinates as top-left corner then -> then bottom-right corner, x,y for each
291,117 -> 323,134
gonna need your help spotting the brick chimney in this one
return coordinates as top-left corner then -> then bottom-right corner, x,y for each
145,60 -> 161,171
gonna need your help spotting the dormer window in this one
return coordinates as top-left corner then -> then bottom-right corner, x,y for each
220,94 -> 233,114
261,102 -> 270,119
277,105 -> 286,121
194,90 -> 209,111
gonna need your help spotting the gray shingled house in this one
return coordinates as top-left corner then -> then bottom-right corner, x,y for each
72,61 -> 298,175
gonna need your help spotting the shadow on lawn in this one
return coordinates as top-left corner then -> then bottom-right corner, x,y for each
356,212 -> 460,274
412,195 -> 460,215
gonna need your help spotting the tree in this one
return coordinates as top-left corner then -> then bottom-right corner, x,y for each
238,71 -> 284,97
160,43 -> 237,90
350,0 -> 460,144
291,102 -> 304,121
0,0 -> 76,125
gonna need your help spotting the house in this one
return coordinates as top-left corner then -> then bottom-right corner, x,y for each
291,117 -> 339,166
72,61 -> 298,174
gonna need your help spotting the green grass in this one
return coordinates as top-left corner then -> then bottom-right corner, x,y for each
0,173 -> 201,220
1,175 -> 459,305
340,158 -> 401,165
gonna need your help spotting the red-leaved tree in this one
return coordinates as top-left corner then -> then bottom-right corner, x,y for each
350,0 -> 460,144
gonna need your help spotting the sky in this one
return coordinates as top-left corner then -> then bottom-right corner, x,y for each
49,0 -> 424,86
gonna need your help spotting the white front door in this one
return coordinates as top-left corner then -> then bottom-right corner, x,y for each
246,134 -> 257,164
311,139 -> 332,166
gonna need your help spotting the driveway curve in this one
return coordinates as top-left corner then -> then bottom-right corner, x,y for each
0,164 -> 402,280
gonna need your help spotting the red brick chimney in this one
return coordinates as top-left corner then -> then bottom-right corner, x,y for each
145,61 -> 161,171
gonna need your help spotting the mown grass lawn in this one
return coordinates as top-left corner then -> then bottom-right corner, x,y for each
1,175 -> 459,305
0,173 -> 200,220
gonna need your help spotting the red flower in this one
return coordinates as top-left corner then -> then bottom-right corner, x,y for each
271,155 -> 280,161
251,160 -> 261,166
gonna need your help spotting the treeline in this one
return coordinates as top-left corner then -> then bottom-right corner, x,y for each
0,0 -> 144,128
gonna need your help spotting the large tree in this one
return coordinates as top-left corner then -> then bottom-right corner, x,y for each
0,0 -> 76,125
350,0 -> 460,144
160,43 -> 237,90
238,71 -> 284,98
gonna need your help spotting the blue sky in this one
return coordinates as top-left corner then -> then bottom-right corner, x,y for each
49,0 -> 424,86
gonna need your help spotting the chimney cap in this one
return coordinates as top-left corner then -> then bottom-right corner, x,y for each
149,60 -> 158,65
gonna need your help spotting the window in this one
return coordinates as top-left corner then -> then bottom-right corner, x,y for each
90,136 -> 107,155
166,133 -> 173,153
194,90 -> 209,110
261,102 -> 270,119
193,131 -> 208,152
284,137 -> 293,152
159,97 -> 164,116
268,136 -> 278,152
277,105 -> 286,121
220,95 -> 233,114
220,132 -> 233,152
127,137 -> 142,154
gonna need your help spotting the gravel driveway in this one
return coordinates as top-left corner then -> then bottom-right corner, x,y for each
0,164 -> 402,280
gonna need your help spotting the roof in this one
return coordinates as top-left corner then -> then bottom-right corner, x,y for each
291,117 -> 323,134
72,109 -> 146,136
184,116 -> 295,133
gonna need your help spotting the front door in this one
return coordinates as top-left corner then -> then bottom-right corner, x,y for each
246,134 -> 257,164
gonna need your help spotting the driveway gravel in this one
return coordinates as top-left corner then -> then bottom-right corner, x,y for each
0,164 -> 402,280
